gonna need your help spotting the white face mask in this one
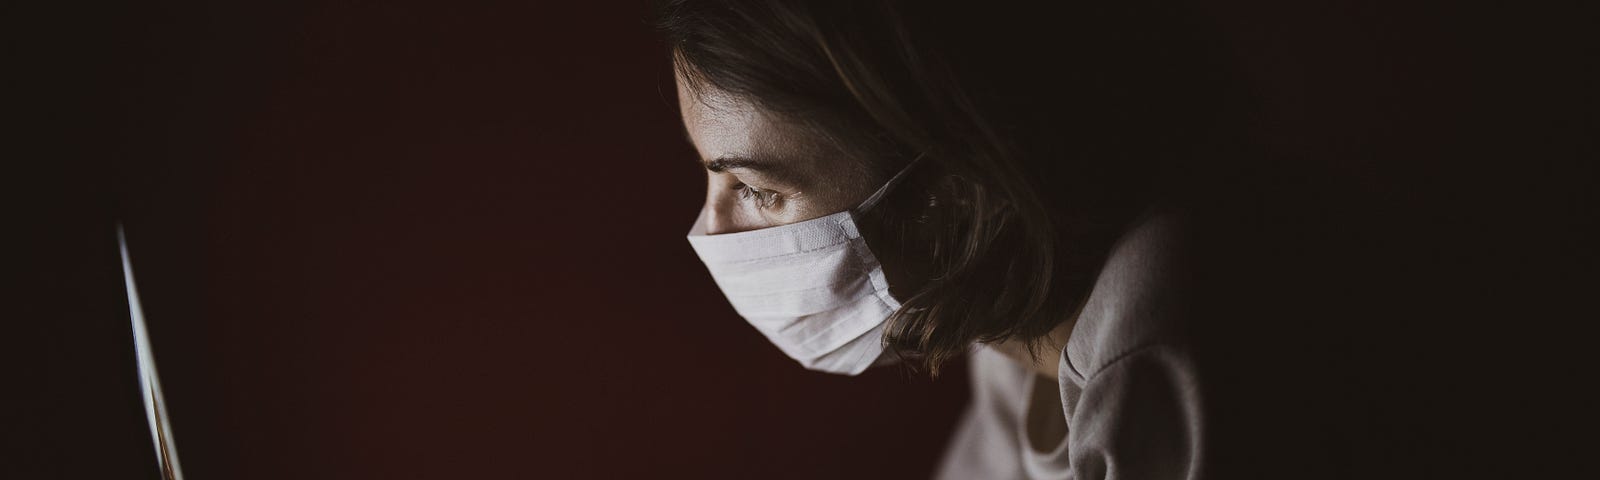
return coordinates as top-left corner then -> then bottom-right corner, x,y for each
686,158 -> 922,375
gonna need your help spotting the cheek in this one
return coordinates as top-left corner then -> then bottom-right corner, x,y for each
793,158 -> 885,213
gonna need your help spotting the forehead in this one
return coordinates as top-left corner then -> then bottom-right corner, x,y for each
672,70 -> 880,195
675,73 -> 774,159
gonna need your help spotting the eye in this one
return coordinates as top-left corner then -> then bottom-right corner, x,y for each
734,182 -> 780,208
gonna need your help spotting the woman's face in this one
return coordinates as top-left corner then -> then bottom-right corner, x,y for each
676,72 -> 881,234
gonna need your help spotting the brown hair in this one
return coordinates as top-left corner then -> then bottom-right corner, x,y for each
658,0 -> 1232,372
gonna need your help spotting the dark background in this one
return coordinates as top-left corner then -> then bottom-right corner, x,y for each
13,2 -> 968,478
9,1 -> 1591,479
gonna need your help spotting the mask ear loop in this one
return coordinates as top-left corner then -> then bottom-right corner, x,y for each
855,153 -> 928,212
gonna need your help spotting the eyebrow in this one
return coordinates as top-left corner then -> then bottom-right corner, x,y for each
677,128 -> 763,173
703,155 -> 777,173
700,154 -> 805,187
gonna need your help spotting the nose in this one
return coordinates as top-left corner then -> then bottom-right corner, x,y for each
699,202 -> 738,236
699,183 -> 756,235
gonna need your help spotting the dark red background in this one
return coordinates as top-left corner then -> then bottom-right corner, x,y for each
18,1 -> 969,479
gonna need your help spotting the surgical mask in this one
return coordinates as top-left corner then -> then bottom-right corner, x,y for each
686,157 -> 922,375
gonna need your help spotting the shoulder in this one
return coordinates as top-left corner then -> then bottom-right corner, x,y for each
1061,207 -> 1194,383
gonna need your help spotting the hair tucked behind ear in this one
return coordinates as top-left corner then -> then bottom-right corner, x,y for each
658,0 -> 1233,373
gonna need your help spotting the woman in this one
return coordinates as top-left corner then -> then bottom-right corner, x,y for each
659,1 -> 1293,478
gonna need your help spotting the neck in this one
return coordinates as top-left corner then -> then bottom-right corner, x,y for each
990,302 -> 1082,378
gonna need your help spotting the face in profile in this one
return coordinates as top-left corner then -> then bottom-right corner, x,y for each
675,71 -> 884,234
677,67 -> 922,375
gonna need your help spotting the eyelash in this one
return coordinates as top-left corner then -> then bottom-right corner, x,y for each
735,183 -> 779,208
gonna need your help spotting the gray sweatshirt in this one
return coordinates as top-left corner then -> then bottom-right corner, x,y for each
936,212 -> 1202,479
